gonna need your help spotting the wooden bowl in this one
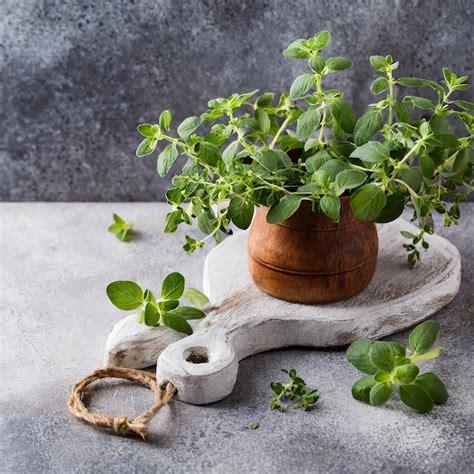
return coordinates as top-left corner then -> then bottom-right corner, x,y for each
247,197 -> 378,304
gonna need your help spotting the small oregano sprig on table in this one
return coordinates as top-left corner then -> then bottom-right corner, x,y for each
346,320 -> 448,413
106,272 -> 209,335
108,213 -> 135,241
270,369 -> 320,411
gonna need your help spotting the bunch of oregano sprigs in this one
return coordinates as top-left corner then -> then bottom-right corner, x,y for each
132,30 -> 472,266
107,272 -> 208,335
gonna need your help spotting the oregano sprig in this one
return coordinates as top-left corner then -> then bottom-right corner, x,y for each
270,369 -> 320,411
108,213 -> 135,241
106,272 -> 209,335
346,320 -> 448,413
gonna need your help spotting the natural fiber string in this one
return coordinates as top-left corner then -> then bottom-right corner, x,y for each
68,367 -> 176,439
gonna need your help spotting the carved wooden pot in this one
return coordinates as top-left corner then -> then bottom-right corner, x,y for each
247,197 -> 378,304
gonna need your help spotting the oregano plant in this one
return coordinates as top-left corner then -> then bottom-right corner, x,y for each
106,272 -> 209,335
135,30 -> 472,265
346,320 -> 448,413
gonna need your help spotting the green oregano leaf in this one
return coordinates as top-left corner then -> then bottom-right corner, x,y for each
168,306 -> 206,320
106,281 -> 144,311
325,57 -> 352,73
374,194 -> 405,223
255,148 -> 281,171
310,55 -> 325,73
369,55 -> 389,72
159,110 -> 172,131
198,142 -> 221,166
420,154 -> 435,178
222,140 -> 240,164
415,373 -> 448,405
177,116 -> 200,140
351,375 -> 376,403
311,30 -> 331,50
267,195 -> 302,224
318,159 -> 349,179
397,77 -> 425,87
399,384 -> 433,413
408,320 -> 441,354
374,370 -> 391,383
393,364 -> 419,384
137,123 -> 160,138
136,137 -> 158,157
320,195 -> 340,221
296,108 -> 321,140
164,209 -> 183,233
335,169 -> 367,192
353,109 -> 384,145
350,184 -> 386,221
282,39 -> 311,59
369,382 -> 393,406
183,288 -> 209,308
369,341 -> 396,372
256,108 -> 271,134
331,102 -> 356,133
143,302 -> 160,326
350,141 -> 389,163
289,74 -> 315,100
162,312 -> 193,335
452,100 -> 474,111
370,77 -> 389,95
161,272 -> 185,300
157,300 -> 179,312
157,143 -> 179,177
228,197 -> 254,229
346,339 -> 377,374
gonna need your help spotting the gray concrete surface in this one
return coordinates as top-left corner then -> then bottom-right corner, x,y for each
2,0 -> 473,201
0,202 -> 473,474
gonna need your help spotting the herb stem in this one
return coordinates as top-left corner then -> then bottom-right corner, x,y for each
387,70 -> 394,127
318,104 -> 327,145
270,116 -> 292,149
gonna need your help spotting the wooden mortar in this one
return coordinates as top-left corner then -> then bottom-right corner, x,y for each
247,197 -> 378,304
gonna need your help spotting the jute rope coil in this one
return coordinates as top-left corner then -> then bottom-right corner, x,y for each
68,367 -> 176,439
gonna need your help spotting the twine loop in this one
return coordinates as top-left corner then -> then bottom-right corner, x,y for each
68,367 -> 176,439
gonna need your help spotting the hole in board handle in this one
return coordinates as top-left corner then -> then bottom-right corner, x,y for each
184,346 -> 209,364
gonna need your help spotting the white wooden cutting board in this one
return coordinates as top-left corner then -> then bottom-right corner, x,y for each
104,218 -> 461,404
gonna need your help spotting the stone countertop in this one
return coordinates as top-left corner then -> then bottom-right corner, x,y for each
0,203 -> 472,474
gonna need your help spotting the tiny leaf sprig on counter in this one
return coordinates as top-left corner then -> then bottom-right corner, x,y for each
135,30 -> 472,266
270,369 -> 320,411
106,272 -> 209,335
108,213 -> 135,241
346,320 -> 448,413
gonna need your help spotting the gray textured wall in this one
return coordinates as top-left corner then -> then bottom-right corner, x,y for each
1,0 -> 473,201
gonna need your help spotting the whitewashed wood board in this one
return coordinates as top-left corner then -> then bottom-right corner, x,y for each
104,218 -> 461,404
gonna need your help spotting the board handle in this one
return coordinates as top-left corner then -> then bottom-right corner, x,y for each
155,333 -> 238,404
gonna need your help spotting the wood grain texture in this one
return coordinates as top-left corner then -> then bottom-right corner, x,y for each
248,198 -> 378,303
104,218 -> 461,404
